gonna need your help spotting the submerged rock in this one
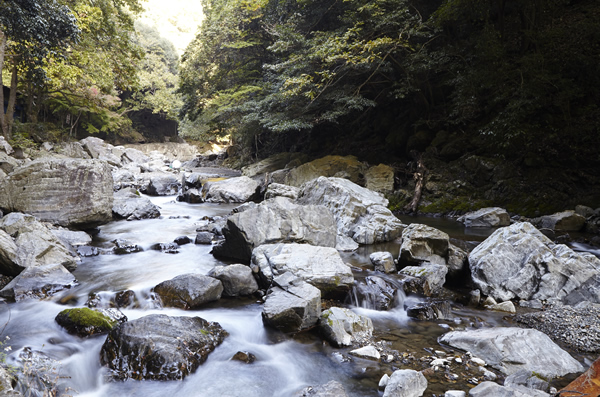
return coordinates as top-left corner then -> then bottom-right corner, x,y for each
100,314 -> 227,381
0,158 -> 113,228
153,274 -> 223,309
440,327 -> 584,377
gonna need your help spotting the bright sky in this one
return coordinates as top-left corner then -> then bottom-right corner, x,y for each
138,0 -> 204,55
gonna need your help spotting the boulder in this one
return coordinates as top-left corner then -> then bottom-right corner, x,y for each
80,137 -> 122,166
262,276 -> 321,333
469,222 -> 600,303
399,224 -> 449,266
55,141 -> 91,160
469,382 -> 550,397
201,176 -> 260,203
457,207 -> 511,227
0,213 -> 78,275
399,263 -> 448,296
0,158 -> 113,228
349,345 -> 380,361
251,243 -> 354,295
0,152 -> 20,175
0,136 -> 14,155
285,155 -> 367,187
439,327 -> 584,377
50,228 -> 92,248
382,369 -> 427,397
195,232 -> 214,244
55,307 -> 126,337
0,263 -> 77,302
370,252 -> 396,273
364,164 -> 395,194
319,307 -> 373,347
153,274 -> 223,309
293,381 -> 349,397
100,314 -> 227,380
231,351 -> 256,364
112,239 -> 143,255
121,147 -> 150,165
297,177 -> 404,244
213,197 -> 337,262
112,168 -> 139,191
207,264 -> 258,297
0,229 -> 19,276
141,172 -> 180,196
537,210 -> 586,232
504,370 -> 551,393
112,189 -> 161,220
446,243 -> 468,281
264,183 -> 300,200
150,242 -> 179,254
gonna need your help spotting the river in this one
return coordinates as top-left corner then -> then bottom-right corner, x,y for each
0,196 -> 593,396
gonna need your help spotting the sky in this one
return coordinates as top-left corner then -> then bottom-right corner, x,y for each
138,0 -> 204,55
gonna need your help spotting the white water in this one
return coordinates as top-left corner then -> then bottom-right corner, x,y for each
0,196 -> 407,397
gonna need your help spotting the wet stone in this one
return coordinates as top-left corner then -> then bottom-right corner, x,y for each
173,236 -> 192,245
149,242 -> 179,254
231,351 -> 256,364
112,239 -> 143,255
195,232 -> 214,244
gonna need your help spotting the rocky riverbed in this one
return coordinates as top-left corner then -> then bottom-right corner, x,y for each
0,137 -> 599,396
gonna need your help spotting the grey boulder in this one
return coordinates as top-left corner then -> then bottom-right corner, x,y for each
382,369 -> 427,397
0,263 -> 77,302
399,223 -> 449,266
251,243 -> 354,295
457,207 -> 511,227
100,314 -> 227,380
0,158 -> 113,228
297,177 -> 404,244
113,188 -> 161,220
399,263 -> 448,296
469,221 -> 600,303
468,382 -> 550,397
153,274 -> 223,309
439,327 -> 584,377
208,264 -> 258,297
201,176 -> 260,203
213,197 -> 337,262
319,307 -> 373,347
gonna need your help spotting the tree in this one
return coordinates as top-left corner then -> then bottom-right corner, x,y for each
0,0 -> 79,140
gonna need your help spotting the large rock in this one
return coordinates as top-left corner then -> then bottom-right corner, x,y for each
364,164 -> 395,194
0,263 -> 77,301
319,307 -> 373,347
100,314 -> 227,380
285,155 -> 367,187
55,307 -> 126,337
370,251 -> 396,273
399,263 -> 448,296
537,210 -> 586,232
112,188 -> 161,220
469,382 -> 550,397
80,136 -> 122,166
457,207 -> 511,227
207,264 -> 258,297
251,243 -> 354,295
399,224 -> 449,266
469,222 -> 600,303
559,357 -> 600,397
153,274 -> 223,309
439,327 -> 584,377
0,213 -> 78,275
0,158 -> 113,228
213,197 -> 337,262
141,172 -> 181,196
201,176 -> 260,203
297,177 -> 404,244
382,369 -> 427,397
264,183 -> 300,200
262,276 -> 321,333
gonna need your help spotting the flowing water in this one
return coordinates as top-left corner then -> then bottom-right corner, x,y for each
0,197 -> 592,396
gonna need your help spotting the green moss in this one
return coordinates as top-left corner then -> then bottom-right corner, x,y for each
200,329 -> 209,336
59,307 -> 117,329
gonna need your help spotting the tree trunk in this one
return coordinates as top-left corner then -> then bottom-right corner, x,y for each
0,30 -> 7,139
5,61 -> 18,140
404,151 -> 427,214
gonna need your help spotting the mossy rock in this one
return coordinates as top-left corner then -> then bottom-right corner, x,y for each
56,307 -> 126,337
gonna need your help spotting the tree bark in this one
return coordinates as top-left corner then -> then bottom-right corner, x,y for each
404,151 -> 427,214
0,30 -> 7,139
5,61 -> 18,140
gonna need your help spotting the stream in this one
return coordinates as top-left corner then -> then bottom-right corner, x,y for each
0,196 -> 594,396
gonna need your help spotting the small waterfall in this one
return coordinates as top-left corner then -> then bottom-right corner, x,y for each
349,274 -> 406,311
